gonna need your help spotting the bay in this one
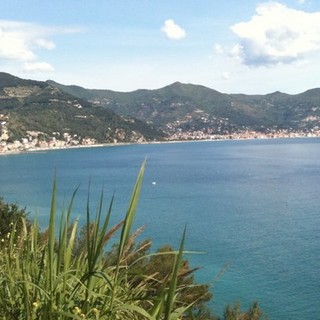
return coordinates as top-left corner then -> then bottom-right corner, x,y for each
0,138 -> 319,319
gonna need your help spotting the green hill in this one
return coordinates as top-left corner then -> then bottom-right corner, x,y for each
49,79 -> 320,136
1,72 -> 320,147
0,73 -> 165,144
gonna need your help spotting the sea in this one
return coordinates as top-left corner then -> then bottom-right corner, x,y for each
0,138 -> 319,319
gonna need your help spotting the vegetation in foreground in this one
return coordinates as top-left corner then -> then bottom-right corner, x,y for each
0,163 -> 267,319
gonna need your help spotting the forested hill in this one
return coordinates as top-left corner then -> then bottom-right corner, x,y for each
48,79 -> 320,138
0,71 -> 320,149
0,72 -> 165,145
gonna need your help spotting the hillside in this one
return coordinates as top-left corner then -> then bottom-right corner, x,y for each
1,71 -> 320,153
49,80 -> 320,139
0,72 -> 165,152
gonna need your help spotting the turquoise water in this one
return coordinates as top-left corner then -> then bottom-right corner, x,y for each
0,138 -> 319,319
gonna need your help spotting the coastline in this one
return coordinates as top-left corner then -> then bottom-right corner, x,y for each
0,141 -> 128,157
1,132 -> 320,157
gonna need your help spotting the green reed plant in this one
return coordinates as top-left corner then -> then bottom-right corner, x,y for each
0,161 -> 202,320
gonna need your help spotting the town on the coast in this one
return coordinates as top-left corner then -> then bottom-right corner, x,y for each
1,72 -> 320,155
1,112 -> 319,155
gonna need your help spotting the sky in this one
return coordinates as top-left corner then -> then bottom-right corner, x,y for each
1,0 -> 320,94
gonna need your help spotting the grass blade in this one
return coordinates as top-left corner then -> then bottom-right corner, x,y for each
164,226 -> 187,320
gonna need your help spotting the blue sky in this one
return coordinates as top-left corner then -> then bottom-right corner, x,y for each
1,0 -> 320,94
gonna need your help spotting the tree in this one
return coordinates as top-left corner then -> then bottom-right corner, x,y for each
102,238 -> 218,319
0,197 -> 28,243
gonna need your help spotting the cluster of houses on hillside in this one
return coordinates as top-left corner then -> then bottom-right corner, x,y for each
0,133 -> 97,154
0,115 -> 9,142
1,112 -> 320,154
167,128 -> 320,141
0,115 -> 97,154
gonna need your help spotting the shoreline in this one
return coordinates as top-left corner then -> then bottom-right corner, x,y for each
1,133 -> 320,157
0,141 -> 129,156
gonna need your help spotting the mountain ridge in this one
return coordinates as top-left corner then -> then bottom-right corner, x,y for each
52,78 -> 319,134
0,72 -> 165,150
0,72 -> 320,153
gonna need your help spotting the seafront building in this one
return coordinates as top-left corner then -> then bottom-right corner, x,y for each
0,126 -> 320,155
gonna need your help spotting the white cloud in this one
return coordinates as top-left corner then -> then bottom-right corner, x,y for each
214,43 -> 224,54
230,2 -> 320,66
23,62 -> 54,72
221,72 -> 231,80
0,19 -> 80,73
0,20 -> 53,62
34,38 -> 55,50
161,19 -> 186,40
0,23 -> 36,61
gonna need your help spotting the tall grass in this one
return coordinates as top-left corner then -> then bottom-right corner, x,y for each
0,162 -> 198,320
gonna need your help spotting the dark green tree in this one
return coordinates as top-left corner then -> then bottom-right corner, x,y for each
0,197 -> 28,243
103,239 -> 217,319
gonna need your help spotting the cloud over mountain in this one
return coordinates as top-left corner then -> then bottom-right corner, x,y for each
0,20 -> 81,73
230,2 -> 320,66
0,20 -> 55,67
23,62 -> 54,72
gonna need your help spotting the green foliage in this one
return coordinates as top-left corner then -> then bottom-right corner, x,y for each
0,163 -> 212,319
0,197 -> 28,242
224,302 -> 267,320
0,162 -> 267,319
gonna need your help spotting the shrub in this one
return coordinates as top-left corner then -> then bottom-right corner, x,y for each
0,162 -> 210,319
0,162 -> 266,320
0,197 -> 28,244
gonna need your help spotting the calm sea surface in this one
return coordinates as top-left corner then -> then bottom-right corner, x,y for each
0,138 -> 319,319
